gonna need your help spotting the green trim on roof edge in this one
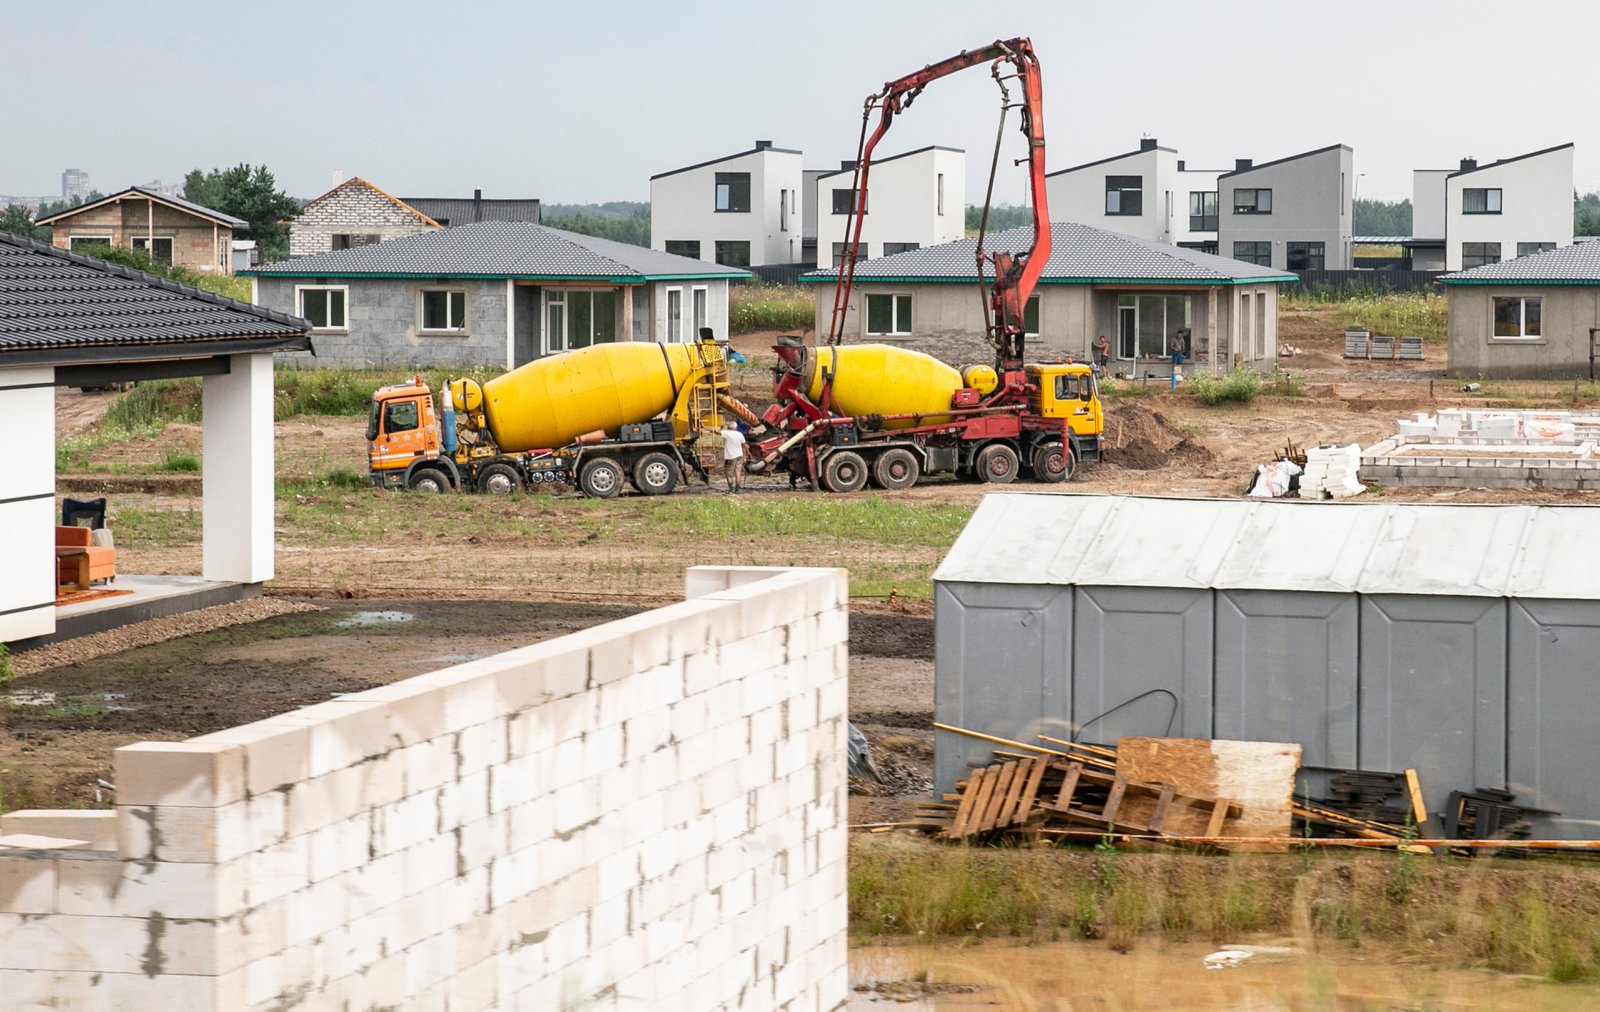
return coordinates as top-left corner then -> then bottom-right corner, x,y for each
1438,278 -> 1600,286
242,272 -> 749,282
798,275 -> 1296,286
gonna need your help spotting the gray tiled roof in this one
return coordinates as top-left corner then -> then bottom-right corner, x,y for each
806,223 -> 1298,284
1439,242 -> 1600,284
0,232 -> 310,364
246,221 -> 750,280
401,196 -> 541,226
35,186 -> 248,228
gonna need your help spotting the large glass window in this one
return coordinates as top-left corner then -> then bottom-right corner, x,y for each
420,289 -> 467,331
831,188 -> 865,215
1517,242 -> 1556,257
714,172 -> 750,212
664,240 -> 700,259
1463,188 -> 1502,214
714,241 -> 751,268
1188,191 -> 1218,231
1233,241 -> 1272,266
1233,188 -> 1272,214
1105,175 -> 1143,215
544,289 -> 618,352
865,294 -> 912,335
1462,242 -> 1501,269
1286,241 -> 1325,271
1492,296 -> 1541,339
1117,294 -> 1192,359
298,286 -> 348,330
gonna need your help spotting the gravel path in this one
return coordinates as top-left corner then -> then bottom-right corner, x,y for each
9,597 -> 323,676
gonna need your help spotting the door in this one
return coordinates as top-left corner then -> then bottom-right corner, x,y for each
1117,303 -> 1137,359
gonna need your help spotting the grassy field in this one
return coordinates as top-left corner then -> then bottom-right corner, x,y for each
730,284 -> 813,334
1281,289 -> 1448,342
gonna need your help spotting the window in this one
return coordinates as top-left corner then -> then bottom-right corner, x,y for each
691,285 -> 708,338
332,234 -> 352,251
1188,191 -> 1218,231
68,236 -> 111,251
714,172 -> 750,212
831,242 -> 848,266
1517,242 -> 1556,257
664,240 -> 700,259
1105,175 -> 1143,215
937,173 -> 946,215
1233,241 -> 1272,266
1023,295 -> 1040,337
1233,188 -> 1272,213
544,289 -> 618,352
780,189 -> 789,231
1055,374 -> 1093,401
1492,297 -> 1541,339
1462,242 -> 1501,269
1286,241 -> 1325,271
666,287 -> 682,344
1463,188 -> 1502,214
714,241 -> 751,268
1116,293 -> 1192,359
383,400 -> 418,434
297,286 -> 348,330
421,289 -> 467,331
831,188 -> 865,215
865,293 -> 912,335
881,242 -> 919,256
130,235 -> 174,264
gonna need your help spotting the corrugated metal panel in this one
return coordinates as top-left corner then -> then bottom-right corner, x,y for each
934,494 -> 1600,601
1508,599 -> 1600,839
1072,586 -> 1212,744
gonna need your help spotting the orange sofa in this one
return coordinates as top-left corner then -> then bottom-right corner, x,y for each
55,525 -> 116,588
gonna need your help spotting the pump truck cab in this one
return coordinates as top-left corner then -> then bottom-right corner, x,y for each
367,330 -> 761,497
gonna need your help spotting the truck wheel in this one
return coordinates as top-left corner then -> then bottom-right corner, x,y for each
579,457 -> 625,499
407,467 -> 451,493
1032,442 -> 1074,483
821,450 -> 868,493
477,462 -> 522,495
632,452 -> 678,496
871,448 -> 920,491
975,444 -> 1020,484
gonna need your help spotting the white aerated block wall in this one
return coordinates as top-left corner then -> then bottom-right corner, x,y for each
0,566 -> 850,1010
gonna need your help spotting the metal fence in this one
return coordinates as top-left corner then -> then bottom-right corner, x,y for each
1283,269 -> 1442,294
735,263 -> 818,287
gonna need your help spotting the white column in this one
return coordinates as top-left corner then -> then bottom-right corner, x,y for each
0,366 -> 57,642
203,353 -> 275,583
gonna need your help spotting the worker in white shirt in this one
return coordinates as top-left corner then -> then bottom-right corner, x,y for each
720,420 -> 748,494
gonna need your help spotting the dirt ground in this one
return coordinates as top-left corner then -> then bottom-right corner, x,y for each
11,310 -> 1600,819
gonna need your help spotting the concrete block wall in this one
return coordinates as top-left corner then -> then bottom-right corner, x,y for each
260,277 -> 511,369
290,182 -> 440,257
0,566 -> 849,1010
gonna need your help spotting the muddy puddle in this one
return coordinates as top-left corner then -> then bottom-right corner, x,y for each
850,939 -> 1600,1009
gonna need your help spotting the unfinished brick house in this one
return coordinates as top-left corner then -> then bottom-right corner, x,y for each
36,187 -> 246,276
287,177 -> 441,258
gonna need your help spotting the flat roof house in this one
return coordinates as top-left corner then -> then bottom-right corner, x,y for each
805,222 -> 1294,373
1216,144 -> 1354,272
36,186 -> 246,276
814,146 -> 965,266
1044,139 -> 1225,255
247,221 -> 748,369
650,141 -> 804,268
1444,144 -> 1575,273
1439,241 -> 1600,378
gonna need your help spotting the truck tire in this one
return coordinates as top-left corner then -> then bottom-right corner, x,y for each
579,457 -> 625,499
871,448 -> 920,491
477,462 -> 522,495
975,444 -> 1020,484
1032,442 -> 1073,483
632,452 -> 678,496
821,450 -> 868,494
407,467 -> 451,493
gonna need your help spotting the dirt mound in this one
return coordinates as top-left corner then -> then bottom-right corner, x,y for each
1106,403 -> 1215,471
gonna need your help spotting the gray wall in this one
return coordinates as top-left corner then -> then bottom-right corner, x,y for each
259,277 -> 511,369
1446,285 -> 1600,379
1218,146 -> 1353,271
935,579 -> 1600,836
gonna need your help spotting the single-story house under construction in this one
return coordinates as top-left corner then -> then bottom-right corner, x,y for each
1440,242 -> 1600,379
247,221 -> 750,370
804,223 -> 1296,373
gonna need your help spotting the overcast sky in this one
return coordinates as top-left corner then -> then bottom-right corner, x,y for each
6,0 -> 1598,207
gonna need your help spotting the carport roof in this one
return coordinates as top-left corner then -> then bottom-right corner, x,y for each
0,232 -> 311,367
1439,241 -> 1600,284
804,223 -> 1297,285
934,493 -> 1600,600
244,220 -> 750,282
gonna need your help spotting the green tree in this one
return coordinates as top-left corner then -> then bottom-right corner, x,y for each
541,202 -> 650,246
182,164 -> 300,262
965,204 -> 1033,233
0,204 -> 48,241
1577,191 -> 1600,237
1353,198 -> 1412,235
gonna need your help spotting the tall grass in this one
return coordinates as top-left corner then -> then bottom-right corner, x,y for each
1189,368 -> 1262,405
1281,290 -> 1448,341
730,284 -> 814,334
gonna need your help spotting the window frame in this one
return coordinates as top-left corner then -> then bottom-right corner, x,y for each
881,242 -> 920,256
1491,296 -> 1542,341
67,235 -> 113,251
1516,242 -> 1556,258
1232,188 -> 1272,214
714,172 -> 751,213
831,188 -> 865,216
691,285 -> 708,339
295,284 -> 349,332
1462,242 -> 1502,269
665,286 -> 683,344
1104,175 -> 1143,216
1463,187 -> 1502,215
864,292 -> 913,336
1286,241 -> 1325,271
714,240 -> 751,268
1188,191 -> 1218,232
418,288 -> 468,334
130,235 -> 174,264
1232,241 -> 1272,266
543,288 -> 619,354
1023,294 -> 1041,338
664,239 -> 700,259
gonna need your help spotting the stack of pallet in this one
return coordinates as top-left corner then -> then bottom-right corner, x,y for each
1299,444 -> 1365,499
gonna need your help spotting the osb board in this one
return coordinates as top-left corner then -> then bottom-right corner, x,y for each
1116,737 -> 1301,849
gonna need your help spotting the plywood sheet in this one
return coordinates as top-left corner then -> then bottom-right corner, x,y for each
1116,737 -> 1301,847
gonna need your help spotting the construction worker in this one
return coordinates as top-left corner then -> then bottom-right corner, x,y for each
720,420 -> 747,493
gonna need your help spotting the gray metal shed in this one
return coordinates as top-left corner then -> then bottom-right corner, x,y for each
933,493 -> 1600,838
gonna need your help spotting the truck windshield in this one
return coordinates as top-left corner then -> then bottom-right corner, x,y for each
366,399 -> 381,441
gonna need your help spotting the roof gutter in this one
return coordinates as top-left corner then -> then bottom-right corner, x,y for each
1438,279 -> 1600,286
799,275 -> 1298,286
243,271 -> 749,283
0,334 -> 312,368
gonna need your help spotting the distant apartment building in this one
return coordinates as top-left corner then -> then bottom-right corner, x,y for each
1216,144 -> 1354,271
61,168 -> 90,200
650,141 -> 804,268
814,146 -> 965,266
1442,144 -> 1574,272
1044,138 -> 1222,253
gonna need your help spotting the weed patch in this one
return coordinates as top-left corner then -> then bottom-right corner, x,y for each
730,285 -> 813,334
1190,368 -> 1262,405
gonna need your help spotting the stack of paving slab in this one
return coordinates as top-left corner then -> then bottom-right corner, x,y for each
1343,329 -> 1424,360
1299,444 -> 1366,499
1361,409 -> 1600,489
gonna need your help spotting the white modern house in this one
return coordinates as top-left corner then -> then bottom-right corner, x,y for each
813,146 -> 965,266
650,141 -> 804,268
1045,139 -> 1222,253
1216,144 -> 1354,272
1443,144 -> 1575,273
1405,168 -> 1454,270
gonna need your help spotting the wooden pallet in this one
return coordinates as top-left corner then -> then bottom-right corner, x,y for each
942,757 -> 1050,839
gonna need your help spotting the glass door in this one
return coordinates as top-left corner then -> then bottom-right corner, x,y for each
1118,303 -> 1137,359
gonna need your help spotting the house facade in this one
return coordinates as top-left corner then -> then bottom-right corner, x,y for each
1405,168 -> 1453,270
1216,144 -> 1354,272
650,141 -> 804,268
1044,139 -> 1223,254
289,177 -> 441,257
35,187 -> 245,275
1444,144 -> 1575,273
248,221 -> 747,370
813,146 -> 964,266
1440,243 -> 1600,378
804,223 -> 1294,373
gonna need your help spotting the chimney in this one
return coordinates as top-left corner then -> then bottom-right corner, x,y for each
1235,158 -> 1253,172
1139,138 -> 1157,152
473,187 -> 482,223
755,140 -> 773,150
1460,157 -> 1477,172
1177,160 -> 1185,171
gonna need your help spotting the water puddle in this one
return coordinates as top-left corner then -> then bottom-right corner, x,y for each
850,939 -> 1600,1009
4,690 -> 139,712
6,689 -> 58,707
417,653 -> 486,665
335,610 -> 415,628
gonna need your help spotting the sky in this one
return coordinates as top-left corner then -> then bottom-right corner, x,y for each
5,0 -> 1599,208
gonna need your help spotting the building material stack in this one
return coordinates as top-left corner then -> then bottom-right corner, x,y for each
1299,444 -> 1365,499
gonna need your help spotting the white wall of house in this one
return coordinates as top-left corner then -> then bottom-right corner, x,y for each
1045,144 -> 1181,243
1445,146 -> 1575,272
650,278 -> 730,344
650,146 -> 804,267
202,354 -> 276,585
1412,168 -> 1452,239
0,366 -> 56,642
1175,166 -> 1223,248
813,147 -> 966,265
1217,145 -> 1354,271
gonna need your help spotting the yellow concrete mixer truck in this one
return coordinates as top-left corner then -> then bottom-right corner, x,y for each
366,332 -> 760,497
